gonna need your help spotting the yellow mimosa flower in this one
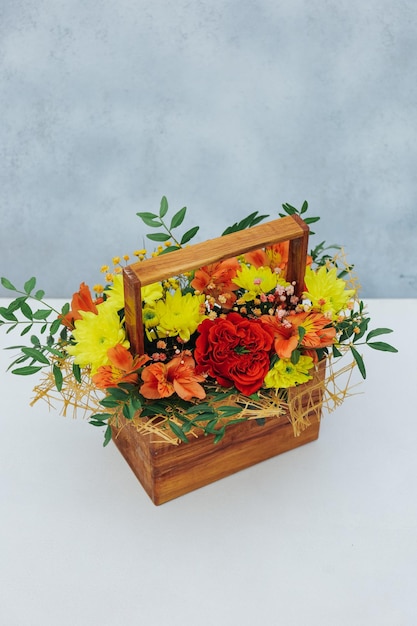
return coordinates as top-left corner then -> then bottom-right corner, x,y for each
66,301 -> 129,374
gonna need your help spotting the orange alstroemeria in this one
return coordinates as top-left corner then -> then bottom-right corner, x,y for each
190,258 -> 240,309
261,311 -> 336,360
60,282 -> 103,329
92,344 -> 150,389
244,242 -> 289,275
140,355 -> 206,401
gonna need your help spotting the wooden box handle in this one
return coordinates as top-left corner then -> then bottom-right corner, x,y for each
123,214 -> 309,355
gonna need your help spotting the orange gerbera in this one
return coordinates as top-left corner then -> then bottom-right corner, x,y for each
140,355 -> 206,401
261,311 -> 336,360
191,258 -> 240,309
92,344 -> 150,389
60,282 -> 102,329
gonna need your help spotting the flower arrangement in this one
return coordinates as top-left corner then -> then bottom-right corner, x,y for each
0,198 -> 397,447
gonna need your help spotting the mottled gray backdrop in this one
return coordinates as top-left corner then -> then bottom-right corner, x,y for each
1,0 -> 416,298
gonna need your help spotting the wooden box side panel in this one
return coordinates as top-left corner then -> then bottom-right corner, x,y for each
111,361 -> 325,505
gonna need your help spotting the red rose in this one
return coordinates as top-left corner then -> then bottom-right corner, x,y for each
194,312 -> 274,395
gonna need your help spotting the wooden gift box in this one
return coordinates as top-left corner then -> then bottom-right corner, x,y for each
114,214 -> 325,505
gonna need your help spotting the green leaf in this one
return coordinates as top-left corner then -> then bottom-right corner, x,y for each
300,201 -> 308,214
49,317 -> 62,335
180,226 -> 199,245
170,206 -> 187,229
146,232 -> 171,242
8,296 -> 27,312
157,245 -> 181,255
72,363 -> 82,383
99,397 -> 121,408
291,349 -> 300,365
11,365 -> 43,375
32,309 -> 52,320
131,396 -> 142,411
280,203 -> 297,216
103,425 -> 113,447
159,196 -> 168,218
217,406 -> 242,417
213,428 -> 226,444
61,302 -> 70,316
34,289 -> 45,300
24,277 -> 36,294
21,347 -> 50,364
107,386 -> 129,401
53,364 -> 63,391
350,346 -> 366,379
20,323 -> 33,336
20,302 -> 33,320
367,341 -> 398,353
168,421 -> 189,443
366,328 -> 394,342
1,277 -> 17,291
90,413 -> 113,422
332,344 -> 342,358
30,335 -> 41,345
304,216 -> 320,224
0,307 -> 17,322
298,326 -> 306,342
136,212 -> 162,228
122,401 -> 136,420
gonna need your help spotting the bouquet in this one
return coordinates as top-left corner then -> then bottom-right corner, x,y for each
0,198 -> 397,446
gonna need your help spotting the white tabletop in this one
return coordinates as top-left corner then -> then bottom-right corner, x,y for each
1,298 -> 416,626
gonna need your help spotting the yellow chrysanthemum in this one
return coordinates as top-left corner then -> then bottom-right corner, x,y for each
104,274 -> 125,311
264,355 -> 314,389
154,289 -> 206,342
66,302 -> 129,374
303,266 -> 355,317
142,282 -> 164,306
233,265 -> 281,302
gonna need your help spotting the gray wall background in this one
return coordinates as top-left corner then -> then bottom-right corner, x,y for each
1,0 -> 416,298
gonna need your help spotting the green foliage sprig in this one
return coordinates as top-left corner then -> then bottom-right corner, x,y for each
136,196 -> 200,254
0,277 -> 68,387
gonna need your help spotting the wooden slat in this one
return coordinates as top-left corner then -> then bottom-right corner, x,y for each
123,214 -> 309,355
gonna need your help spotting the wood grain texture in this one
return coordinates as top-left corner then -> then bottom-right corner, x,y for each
111,362 -> 325,505
123,214 -> 309,355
